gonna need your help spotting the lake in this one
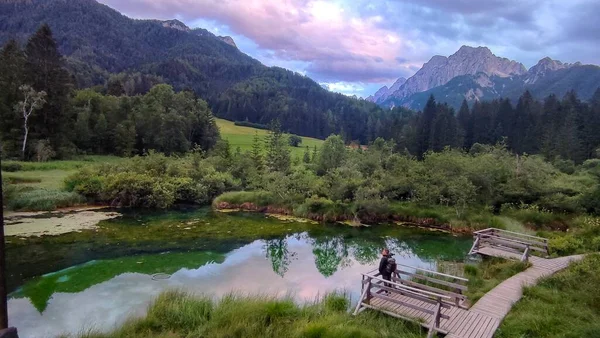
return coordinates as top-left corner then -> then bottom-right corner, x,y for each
6,208 -> 471,338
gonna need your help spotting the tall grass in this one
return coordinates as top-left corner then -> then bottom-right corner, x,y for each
1,155 -> 121,172
213,191 -> 277,207
82,291 -> 424,338
464,257 -> 530,304
497,254 -> 600,338
5,186 -> 85,211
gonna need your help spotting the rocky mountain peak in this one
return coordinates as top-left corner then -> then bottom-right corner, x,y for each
525,57 -> 572,84
367,76 -> 408,103
383,45 -> 526,101
160,19 -> 190,32
218,36 -> 237,48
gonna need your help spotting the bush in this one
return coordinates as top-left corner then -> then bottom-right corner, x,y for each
66,153 -> 239,208
1,162 -> 23,172
288,135 -> 302,147
548,235 -> 584,256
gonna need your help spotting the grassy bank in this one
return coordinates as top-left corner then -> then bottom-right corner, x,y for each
216,118 -> 323,158
497,254 -> 600,338
464,258 -> 530,304
2,155 -> 120,211
214,191 -> 506,232
82,290 -> 424,338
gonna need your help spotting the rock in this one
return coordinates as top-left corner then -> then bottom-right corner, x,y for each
385,46 -> 526,101
218,36 -> 237,48
525,57 -> 572,84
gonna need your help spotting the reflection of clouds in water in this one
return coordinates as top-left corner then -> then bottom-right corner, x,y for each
9,236 -> 433,338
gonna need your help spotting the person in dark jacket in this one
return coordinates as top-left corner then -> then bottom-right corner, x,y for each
379,249 -> 393,288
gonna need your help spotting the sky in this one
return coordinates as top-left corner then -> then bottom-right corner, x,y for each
98,0 -> 600,98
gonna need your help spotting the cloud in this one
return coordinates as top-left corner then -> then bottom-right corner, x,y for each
100,0 -> 417,83
98,0 -> 600,93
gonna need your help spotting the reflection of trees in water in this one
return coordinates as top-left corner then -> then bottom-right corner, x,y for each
265,238 -> 297,277
264,230 -> 471,278
348,238 -> 384,265
312,236 -> 351,277
384,238 -> 416,260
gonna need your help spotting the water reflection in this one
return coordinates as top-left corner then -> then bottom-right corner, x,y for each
10,227 -> 471,338
264,238 -> 297,277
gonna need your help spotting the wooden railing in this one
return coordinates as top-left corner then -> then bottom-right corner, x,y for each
470,228 -> 549,261
393,263 -> 469,308
354,268 -> 463,338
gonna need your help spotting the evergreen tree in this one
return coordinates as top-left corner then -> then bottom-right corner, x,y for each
540,94 -> 561,159
456,99 -> 472,149
512,91 -> 535,154
93,113 -> 108,153
250,131 -> 264,169
25,24 -> 73,152
265,120 -> 291,172
0,39 -> 27,157
303,146 -> 311,163
430,104 -> 459,151
417,95 -> 437,156
471,101 -> 495,146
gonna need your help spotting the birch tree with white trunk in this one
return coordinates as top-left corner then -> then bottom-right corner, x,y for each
15,85 -> 46,159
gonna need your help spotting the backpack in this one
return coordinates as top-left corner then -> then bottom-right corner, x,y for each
385,256 -> 397,274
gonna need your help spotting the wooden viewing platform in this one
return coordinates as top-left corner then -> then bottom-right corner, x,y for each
469,228 -> 550,262
354,228 -> 583,337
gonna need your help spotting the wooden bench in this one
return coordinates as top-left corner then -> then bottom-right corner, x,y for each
470,228 -> 549,262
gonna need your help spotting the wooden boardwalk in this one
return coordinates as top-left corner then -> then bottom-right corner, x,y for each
357,229 -> 583,338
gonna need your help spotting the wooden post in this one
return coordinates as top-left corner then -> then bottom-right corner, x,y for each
0,155 -> 8,329
366,278 -> 372,304
469,235 -> 480,255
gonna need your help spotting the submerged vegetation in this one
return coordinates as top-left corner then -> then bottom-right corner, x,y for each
82,291 -> 424,338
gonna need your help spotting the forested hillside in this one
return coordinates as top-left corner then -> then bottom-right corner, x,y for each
0,0 -> 383,141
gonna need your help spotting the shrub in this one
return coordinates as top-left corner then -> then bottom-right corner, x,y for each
65,153 -> 239,208
549,235 -> 584,256
288,135 -> 302,147
1,162 -> 22,172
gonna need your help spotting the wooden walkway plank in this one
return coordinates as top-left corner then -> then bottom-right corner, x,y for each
355,237 -> 584,338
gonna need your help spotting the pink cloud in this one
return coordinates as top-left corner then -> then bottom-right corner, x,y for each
99,0 -> 417,82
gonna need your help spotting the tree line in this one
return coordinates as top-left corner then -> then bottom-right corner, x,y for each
0,25 -> 220,159
2,25 -> 600,164
375,91 -> 600,164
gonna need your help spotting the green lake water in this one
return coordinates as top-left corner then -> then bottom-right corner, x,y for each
6,208 -> 472,338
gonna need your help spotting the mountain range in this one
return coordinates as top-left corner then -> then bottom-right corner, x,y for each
369,46 -> 600,110
0,0 -> 384,142
1,0 -> 599,140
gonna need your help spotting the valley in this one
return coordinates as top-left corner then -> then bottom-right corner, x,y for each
0,1 -> 600,337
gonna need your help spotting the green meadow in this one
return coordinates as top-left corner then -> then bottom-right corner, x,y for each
216,119 -> 324,158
